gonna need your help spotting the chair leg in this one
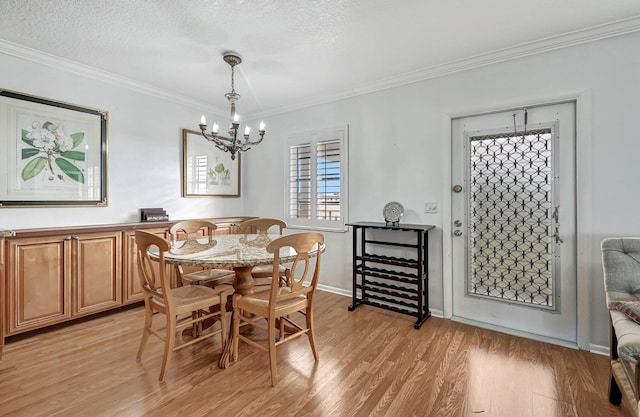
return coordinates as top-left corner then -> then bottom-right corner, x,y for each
609,324 -> 622,404
136,305 -> 153,362
232,303 -> 241,362
268,317 -> 278,387
159,315 -> 177,381
280,269 -> 291,287
219,297 -> 227,350
306,306 -> 319,361
278,317 -> 285,341
191,311 -> 199,338
609,373 -> 622,404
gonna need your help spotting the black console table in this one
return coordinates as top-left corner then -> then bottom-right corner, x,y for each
346,221 -> 434,329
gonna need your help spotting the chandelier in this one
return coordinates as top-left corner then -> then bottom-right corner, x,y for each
198,52 -> 265,160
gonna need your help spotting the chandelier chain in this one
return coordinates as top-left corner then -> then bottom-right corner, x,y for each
230,65 -> 236,94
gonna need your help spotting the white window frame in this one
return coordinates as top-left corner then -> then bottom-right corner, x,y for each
285,125 -> 349,232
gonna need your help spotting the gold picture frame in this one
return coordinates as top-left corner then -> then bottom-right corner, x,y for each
181,129 -> 240,197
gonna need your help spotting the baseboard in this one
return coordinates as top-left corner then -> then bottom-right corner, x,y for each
429,309 -> 444,318
590,344 -> 610,356
452,316 -> 580,350
316,283 -> 351,298
317,285 -> 606,352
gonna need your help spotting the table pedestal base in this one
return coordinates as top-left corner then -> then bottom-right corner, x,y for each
219,266 -> 255,368
230,266 -> 254,296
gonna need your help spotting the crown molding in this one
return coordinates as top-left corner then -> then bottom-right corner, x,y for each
2,14 -> 640,120
0,39 -> 228,117
254,15 -> 640,119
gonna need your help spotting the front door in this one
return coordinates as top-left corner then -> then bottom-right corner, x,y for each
451,102 -> 576,343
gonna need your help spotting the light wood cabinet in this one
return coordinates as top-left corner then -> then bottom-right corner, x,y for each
6,234 -> 72,334
6,231 -> 122,334
72,231 -> 122,316
0,237 -> 4,358
0,216 -> 251,354
213,221 -> 240,235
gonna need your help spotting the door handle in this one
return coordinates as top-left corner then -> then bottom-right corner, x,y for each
552,224 -> 563,244
550,206 -> 562,244
454,230 -> 463,237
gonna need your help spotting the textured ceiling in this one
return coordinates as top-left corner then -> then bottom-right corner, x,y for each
1,0 -> 640,119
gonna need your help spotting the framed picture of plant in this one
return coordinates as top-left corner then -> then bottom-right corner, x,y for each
0,89 -> 108,207
181,129 -> 240,197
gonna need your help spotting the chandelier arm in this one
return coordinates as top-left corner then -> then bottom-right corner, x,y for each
214,136 -> 234,144
201,131 -> 233,148
214,143 -> 230,153
243,131 -> 266,147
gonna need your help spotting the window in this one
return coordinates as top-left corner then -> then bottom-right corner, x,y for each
191,155 -> 208,194
286,126 -> 348,231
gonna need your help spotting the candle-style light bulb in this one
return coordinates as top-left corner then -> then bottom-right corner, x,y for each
212,123 -> 219,134
200,115 -> 206,125
259,121 -> 265,131
233,114 -> 240,123
244,126 -> 251,135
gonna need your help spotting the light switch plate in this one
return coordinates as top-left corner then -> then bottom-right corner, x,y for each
424,202 -> 438,213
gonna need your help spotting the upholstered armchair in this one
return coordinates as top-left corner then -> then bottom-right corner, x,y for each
602,237 -> 640,416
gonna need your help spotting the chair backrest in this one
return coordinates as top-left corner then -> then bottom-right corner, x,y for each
135,230 -> 174,308
239,218 -> 286,236
169,220 -> 217,241
602,237 -> 640,308
266,232 -> 324,307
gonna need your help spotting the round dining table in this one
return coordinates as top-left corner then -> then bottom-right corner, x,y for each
148,232 -> 325,368
150,233 -> 316,295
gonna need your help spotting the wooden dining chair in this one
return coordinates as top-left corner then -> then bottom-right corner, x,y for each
231,232 -> 324,386
169,220 -> 235,288
238,218 -> 290,286
135,230 -> 233,381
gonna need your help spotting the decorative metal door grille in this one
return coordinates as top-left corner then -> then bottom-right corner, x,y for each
467,128 -> 555,308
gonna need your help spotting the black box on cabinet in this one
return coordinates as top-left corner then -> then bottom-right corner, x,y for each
140,208 -> 169,222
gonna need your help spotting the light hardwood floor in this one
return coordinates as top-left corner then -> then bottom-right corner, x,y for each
0,291 -> 626,417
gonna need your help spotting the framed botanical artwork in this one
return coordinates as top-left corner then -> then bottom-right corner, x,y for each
0,89 -> 108,207
181,129 -> 241,197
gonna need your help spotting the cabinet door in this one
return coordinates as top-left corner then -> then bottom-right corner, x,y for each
0,237 -> 4,356
72,232 -> 122,316
6,235 -> 72,334
122,228 -> 168,304
214,222 -> 239,235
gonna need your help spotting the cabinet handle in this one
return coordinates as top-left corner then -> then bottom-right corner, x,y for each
64,236 -> 72,241
72,236 -> 80,241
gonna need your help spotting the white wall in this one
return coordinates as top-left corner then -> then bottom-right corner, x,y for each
0,52 -> 244,229
2,31 -> 640,350
243,31 -> 640,350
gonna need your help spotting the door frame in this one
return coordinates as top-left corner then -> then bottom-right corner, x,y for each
441,90 -> 592,350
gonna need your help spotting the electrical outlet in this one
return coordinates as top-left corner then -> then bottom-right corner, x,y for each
424,202 -> 438,213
